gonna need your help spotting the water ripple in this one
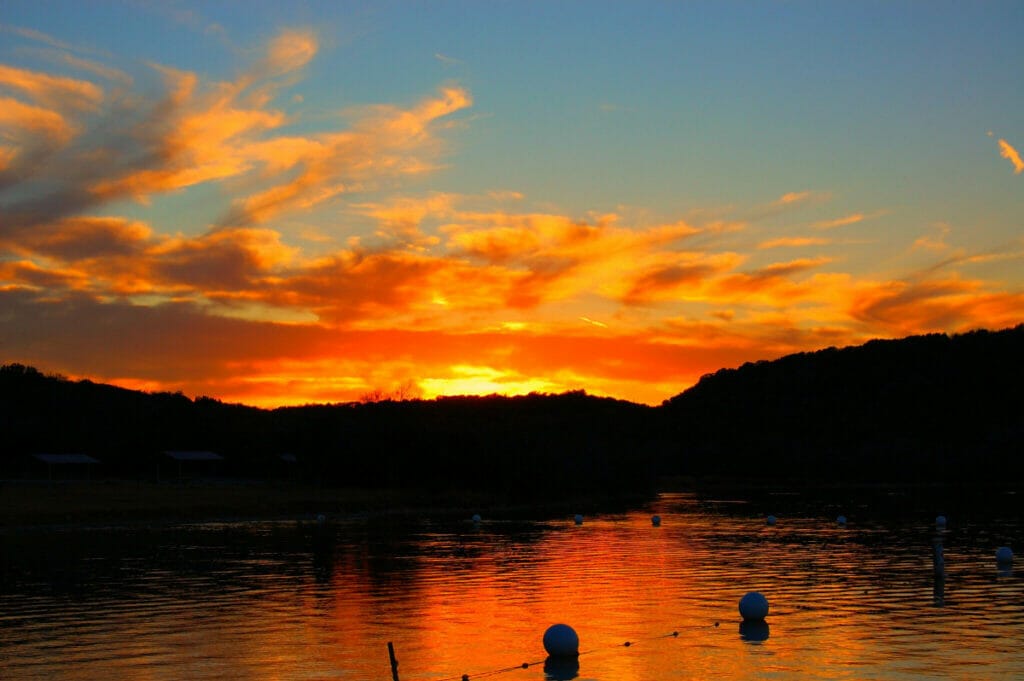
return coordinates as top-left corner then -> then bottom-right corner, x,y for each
2,493 -> 1023,679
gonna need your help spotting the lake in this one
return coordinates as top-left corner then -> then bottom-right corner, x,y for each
2,489 -> 1023,680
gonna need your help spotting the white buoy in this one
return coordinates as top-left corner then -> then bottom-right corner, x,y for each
471,513 -> 482,523
996,546 -> 1014,564
936,515 -> 947,528
574,514 -> 584,526
542,623 -> 579,658
651,515 -> 661,527
837,515 -> 847,525
766,515 -> 777,526
739,592 -> 769,621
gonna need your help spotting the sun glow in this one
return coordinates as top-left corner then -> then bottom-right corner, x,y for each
419,365 -> 563,399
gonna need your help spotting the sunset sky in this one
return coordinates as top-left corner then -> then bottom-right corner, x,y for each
1,1 -> 1022,407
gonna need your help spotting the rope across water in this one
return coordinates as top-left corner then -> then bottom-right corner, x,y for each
431,621 -> 723,681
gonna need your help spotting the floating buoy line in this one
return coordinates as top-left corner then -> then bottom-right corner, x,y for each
396,620 -> 728,681
381,509 -> 1005,680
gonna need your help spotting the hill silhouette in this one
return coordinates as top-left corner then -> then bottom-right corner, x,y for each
660,324 -> 1023,482
1,324 -> 1021,492
0,366 -> 654,498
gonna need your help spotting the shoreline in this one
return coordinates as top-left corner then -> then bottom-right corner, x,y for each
4,477 -> 1019,532
0,478 -> 655,531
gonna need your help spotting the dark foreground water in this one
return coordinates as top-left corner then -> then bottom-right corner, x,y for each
2,490 -> 1023,680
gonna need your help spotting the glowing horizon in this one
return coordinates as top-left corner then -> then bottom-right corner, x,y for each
1,3 -> 1022,407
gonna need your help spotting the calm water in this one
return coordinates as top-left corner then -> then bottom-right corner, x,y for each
2,491 -> 1023,680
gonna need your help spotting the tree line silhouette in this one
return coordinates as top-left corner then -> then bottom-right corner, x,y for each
660,325 -> 1023,482
1,324 -> 1021,493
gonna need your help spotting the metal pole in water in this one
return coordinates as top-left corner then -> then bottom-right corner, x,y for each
387,641 -> 400,681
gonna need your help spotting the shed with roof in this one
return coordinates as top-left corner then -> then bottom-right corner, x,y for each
163,450 -> 223,480
33,453 -> 101,480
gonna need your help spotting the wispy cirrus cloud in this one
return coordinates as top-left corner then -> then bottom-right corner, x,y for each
220,86 -> 471,227
55,52 -> 133,86
1,27 -> 471,238
0,95 -> 73,143
774,191 -> 815,206
0,63 -> 103,111
711,257 -> 834,303
912,223 -> 952,252
812,211 -> 888,230
617,253 -> 741,306
1,24 -> 82,54
850,277 -> 1024,335
744,190 -> 832,221
0,215 -> 152,261
814,214 -> 862,230
434,52 -> 462,66
758,237 -> 830,249
998,138 -> 1024,174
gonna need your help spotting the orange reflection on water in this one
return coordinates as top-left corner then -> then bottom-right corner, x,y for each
357,510 -> 802,681
4,499 -> 1023,680
146,504 -> 1018,681
308,499 -> 1024,681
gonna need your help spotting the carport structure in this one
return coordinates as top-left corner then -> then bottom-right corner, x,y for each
33,453 -> 100,480
163,450 -> 223,480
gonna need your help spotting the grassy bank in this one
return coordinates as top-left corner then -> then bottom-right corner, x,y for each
0,480 -> 477,529
1,479 -> 655,530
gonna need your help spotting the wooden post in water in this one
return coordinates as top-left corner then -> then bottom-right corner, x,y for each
387,641 -> 400,681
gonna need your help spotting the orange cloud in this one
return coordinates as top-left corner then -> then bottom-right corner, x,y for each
0,259 -> 89,290
775,190 -> 814,205
762,190 -> 831,210
444,211 -> 695,265
358,194 -> 455,246
744,190 -> 832,221
152,228 -> 297,291
998,138 -> 1024,174
0,28 -> 471,242
88,58 -> 293,202
0,95 -> 72,142
220,86 -> 471,226
445,220 -> 547,262
3,228 -> 1021,406
0,63 -> 103,111
57,53 -> 133,86
264,29 -> 318,76
0,145 -> 15,171
618,253 -> 741,306
262,250 -> 452,323
0,287 -> 776,405
0,213 -> 306,302
758,237 -> 830,249
911,223 -> 951,252
814,214 -> 861,229
0,216 -> 152,261
812,211 -> 887,231
0,186 -> 867,347
713,257 -> 833,298
850,277 -> 1024,335
440,212 -> 707,309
